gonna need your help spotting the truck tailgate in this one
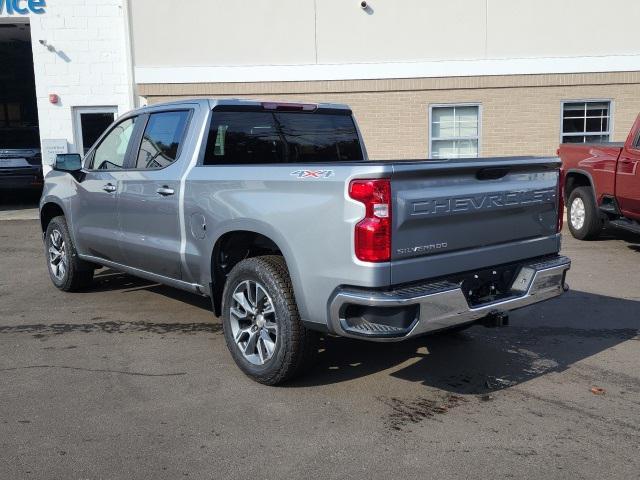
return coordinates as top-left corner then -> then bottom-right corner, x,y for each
390,157 -> 561,284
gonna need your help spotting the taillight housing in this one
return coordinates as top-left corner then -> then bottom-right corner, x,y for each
557,170 -> 565,233
349,179 -> 391,262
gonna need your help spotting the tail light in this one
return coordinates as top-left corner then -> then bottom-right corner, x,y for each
557,170 -> 565,232
349,179 -> 391,262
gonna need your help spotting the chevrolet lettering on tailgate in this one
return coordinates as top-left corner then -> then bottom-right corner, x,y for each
411,188 -> 557,217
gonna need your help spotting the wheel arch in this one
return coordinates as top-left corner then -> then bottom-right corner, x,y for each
208,222 -> 301,318
40,201 -> 66,233
564,169 -> 595,203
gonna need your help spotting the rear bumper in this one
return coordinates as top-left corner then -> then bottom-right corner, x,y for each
0,168 -> 43,190
328,255 -> 570,341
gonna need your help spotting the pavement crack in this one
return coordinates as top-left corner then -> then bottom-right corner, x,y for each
0,365 -> 187,377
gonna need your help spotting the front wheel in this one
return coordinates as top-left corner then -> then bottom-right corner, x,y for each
45,216 -> 94,291
221,256 -> 318,385
567,187 -> 602,240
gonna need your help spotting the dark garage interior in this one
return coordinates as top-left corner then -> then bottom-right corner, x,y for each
0,20 -> 42,204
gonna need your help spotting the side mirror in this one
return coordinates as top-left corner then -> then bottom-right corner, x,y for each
54,153 -> 82,172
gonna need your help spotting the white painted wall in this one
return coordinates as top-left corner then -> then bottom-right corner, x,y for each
1,0 -> 134,172
130,0 -> 640,83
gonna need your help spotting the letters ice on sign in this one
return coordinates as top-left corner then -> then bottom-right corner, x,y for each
0,0 -> 46,15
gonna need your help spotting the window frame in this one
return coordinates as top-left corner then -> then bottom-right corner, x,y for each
83,109 -> 194,172
128,109 -> 194,171
560,99 -> 614,145
428,103 -> 482,159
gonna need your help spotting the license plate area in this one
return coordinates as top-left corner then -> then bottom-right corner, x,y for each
0,158 -> 29,168
454,264 -> 521,307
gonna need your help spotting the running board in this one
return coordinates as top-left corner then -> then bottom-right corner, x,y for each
79,254 -> 208,296
609,218 -> 640,235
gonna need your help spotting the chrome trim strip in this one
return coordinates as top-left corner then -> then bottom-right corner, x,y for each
329,256 -> 571,342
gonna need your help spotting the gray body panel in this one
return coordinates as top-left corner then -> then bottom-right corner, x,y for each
40,98 -> 566,336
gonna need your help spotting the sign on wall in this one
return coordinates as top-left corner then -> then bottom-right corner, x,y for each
41,139 -> 68,166
0,0 -> 46,15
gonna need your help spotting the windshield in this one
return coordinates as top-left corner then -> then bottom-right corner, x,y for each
0,128 -> 40,150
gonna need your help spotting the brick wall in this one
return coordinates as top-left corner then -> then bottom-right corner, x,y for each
139,72 -> 640,159
25,0 -> 134,164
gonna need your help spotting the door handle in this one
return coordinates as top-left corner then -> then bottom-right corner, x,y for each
156,186 -> 175,196
103,183 -> 116,193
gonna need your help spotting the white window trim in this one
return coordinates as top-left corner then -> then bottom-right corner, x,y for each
428,103 -> 482,159
560,99 -> 614,144
72,106 -> 118,155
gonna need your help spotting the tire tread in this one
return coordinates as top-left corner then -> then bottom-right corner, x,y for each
222,255 -> 318,385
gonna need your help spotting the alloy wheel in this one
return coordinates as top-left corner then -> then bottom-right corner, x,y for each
229,280 -> 278,365
48,229 -> 67,280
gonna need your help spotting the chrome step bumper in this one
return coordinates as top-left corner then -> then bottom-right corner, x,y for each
328,256 -> 571,342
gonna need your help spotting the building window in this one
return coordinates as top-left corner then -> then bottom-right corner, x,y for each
430,104 -> 480,159
561,101 -> 611,143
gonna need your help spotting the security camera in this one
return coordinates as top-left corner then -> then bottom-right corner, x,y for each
360,1 -> 368,9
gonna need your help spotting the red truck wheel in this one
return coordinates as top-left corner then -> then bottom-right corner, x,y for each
567,187 -> 602,240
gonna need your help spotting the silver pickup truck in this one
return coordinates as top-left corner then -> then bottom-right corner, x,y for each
40,99 -> 570,384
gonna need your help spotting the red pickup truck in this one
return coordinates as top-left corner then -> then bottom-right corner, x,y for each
559,114 -> 640,240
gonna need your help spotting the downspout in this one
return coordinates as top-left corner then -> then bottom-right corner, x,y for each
121,0 -> 138,110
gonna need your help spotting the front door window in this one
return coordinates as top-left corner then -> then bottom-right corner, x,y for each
90,117 -> 136,170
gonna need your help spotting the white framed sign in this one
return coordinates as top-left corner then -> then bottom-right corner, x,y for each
41,139 -> 68,166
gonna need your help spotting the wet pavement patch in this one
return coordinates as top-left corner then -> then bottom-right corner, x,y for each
0,320 -> 223,337
378,394 -> 468,432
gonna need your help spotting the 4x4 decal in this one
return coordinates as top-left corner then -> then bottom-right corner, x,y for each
290,170 -> 334,179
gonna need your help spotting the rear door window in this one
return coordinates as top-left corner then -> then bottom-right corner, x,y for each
135,110 -> 190,169
203,110 -> 363,165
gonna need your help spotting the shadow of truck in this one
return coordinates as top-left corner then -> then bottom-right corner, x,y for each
289,290 -> 639,392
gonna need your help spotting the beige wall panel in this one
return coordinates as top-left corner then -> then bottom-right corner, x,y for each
316,0 -> 486,63
130,0 -> 316,67
130,1 -> 638,71
487,0 -> 640,58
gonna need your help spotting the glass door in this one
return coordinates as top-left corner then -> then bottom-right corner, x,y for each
72,106 -> 118,155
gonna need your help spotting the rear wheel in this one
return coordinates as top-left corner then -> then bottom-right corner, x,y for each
45,216 -> 94,291
222,255 -> 318,385
567,186 -> 602,240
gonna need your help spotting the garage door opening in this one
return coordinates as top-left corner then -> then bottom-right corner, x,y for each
0,18 -> 42,198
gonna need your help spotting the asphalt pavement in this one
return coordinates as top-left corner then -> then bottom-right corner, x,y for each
1,218 -> 639,479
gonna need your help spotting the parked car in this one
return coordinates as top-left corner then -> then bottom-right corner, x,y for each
0,126 -> 43,192
559,113 -> 640,239
40,99 -> 570,384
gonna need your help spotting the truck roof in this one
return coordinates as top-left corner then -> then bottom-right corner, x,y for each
131,98 -> 352,115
